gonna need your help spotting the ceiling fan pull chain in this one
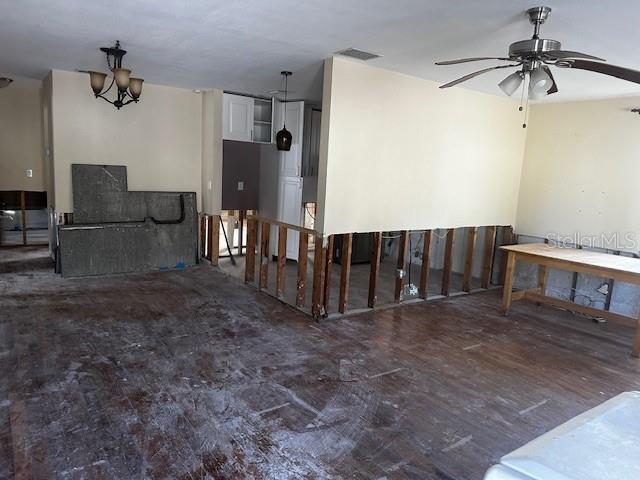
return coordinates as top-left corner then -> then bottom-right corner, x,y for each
519,72 -> 530,128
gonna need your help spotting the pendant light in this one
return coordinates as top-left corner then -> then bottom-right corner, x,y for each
276,71 -> 292,151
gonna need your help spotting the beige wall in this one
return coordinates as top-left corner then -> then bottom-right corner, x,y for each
317,57 -> 527,236
0,76 -> 45,191
516,97 -> 640,252
50,70 -> 203,212
42,72 -> 55,205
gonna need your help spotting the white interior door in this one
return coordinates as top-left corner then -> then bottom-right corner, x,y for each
277,177 -> 303,259
223,93 -> 254,142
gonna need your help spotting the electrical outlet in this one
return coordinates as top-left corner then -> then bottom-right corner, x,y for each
237,181 -> 244,191
404,283 -> 419,296
26,169 -> 33,178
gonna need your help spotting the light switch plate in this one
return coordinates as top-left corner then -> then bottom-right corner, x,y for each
237,181 -> 244,191
26,169 -> 33,178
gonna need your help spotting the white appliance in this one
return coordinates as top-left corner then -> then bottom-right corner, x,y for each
484,391 -> 640,480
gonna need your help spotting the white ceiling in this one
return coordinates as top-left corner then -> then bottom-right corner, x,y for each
2,0 -> 640,103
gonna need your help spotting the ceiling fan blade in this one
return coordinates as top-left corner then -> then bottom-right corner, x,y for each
564,60 -> 640,85
435,57 -> 512,65
439,64 -> 521,89
541,65 -> 558,94
544,50 -> 606,61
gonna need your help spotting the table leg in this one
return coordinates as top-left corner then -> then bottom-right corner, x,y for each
501,252 -> 516,315
537,264 -> 548,306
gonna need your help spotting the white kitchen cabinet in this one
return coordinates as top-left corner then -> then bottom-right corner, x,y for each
223,93 -> 274,143
223,93 -> 254,142
252,98 -> 274,143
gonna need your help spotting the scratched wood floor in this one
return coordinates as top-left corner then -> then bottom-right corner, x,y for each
1,247 -> 640,479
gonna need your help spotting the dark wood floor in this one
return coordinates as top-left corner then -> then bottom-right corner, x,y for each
1,247 -> 639,479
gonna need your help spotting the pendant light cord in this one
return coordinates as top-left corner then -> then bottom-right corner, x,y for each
283,73 -> 288,127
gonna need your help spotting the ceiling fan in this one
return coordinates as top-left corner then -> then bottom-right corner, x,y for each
436,6 -> 640,101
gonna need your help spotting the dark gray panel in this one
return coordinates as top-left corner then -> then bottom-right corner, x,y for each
222,140 -> 260,210
72,164 -> 127,223
59,192 -> 198,277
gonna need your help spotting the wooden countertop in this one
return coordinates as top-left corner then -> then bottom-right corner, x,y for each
500,243 -> 640,277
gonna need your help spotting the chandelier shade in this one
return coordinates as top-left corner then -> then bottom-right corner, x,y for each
113,68 -> 131,90
128,78 -> 144,99
88,71 -> 107,94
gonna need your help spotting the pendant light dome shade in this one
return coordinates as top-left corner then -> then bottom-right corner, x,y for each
276,126 -> 292,151
528,67 -> 553,100
276,71 -> 293,151
498,71 -> 524,96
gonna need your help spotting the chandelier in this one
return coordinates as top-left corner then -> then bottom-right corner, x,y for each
87,41 -> 143,110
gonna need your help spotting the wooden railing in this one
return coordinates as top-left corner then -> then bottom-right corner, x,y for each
244,215 -> 322,314
240,216 -> 515,320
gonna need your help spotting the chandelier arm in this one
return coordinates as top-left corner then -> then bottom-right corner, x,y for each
95,94 -> 116,106
100,76 -> 116,96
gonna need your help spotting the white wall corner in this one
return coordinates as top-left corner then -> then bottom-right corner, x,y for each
315,57 -> 335,236
201,89 -> 224,215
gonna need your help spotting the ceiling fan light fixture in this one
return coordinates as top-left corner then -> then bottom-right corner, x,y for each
528,67 -> 553,99
498,71 -> 524,96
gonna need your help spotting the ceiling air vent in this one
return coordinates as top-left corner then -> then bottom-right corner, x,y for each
335,48 -> 381,61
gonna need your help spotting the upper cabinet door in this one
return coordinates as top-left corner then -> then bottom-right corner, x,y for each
223,93 -> 254,142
